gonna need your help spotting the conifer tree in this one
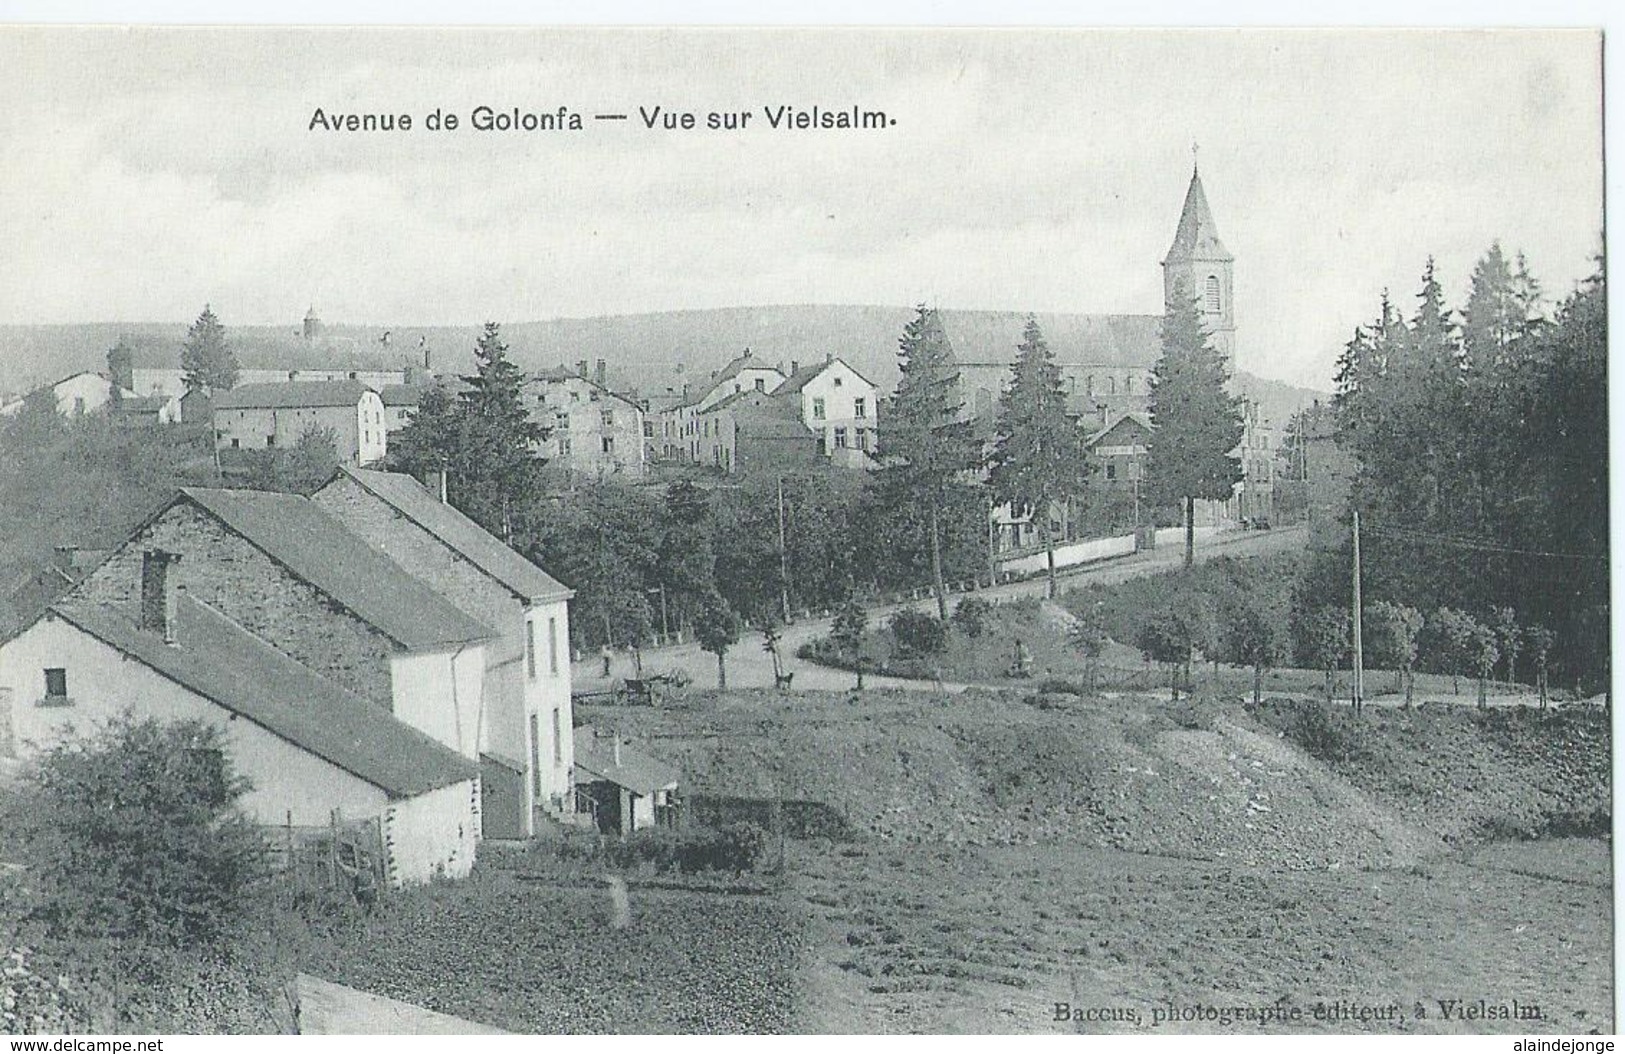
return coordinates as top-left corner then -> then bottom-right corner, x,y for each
987,317 -> 1090,598
181,304 -> 238,395
1144,280 -> 1243,566
880,305 -> 979,618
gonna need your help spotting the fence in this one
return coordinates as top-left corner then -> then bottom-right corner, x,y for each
261,810 -> 386,903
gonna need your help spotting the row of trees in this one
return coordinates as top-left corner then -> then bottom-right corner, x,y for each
388,293 -> 1244,655
1326,245 -> 1607,691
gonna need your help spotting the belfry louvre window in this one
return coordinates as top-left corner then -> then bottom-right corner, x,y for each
1205,275 -> 1222,313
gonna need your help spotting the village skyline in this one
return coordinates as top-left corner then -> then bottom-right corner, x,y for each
0,27 -> 1604,391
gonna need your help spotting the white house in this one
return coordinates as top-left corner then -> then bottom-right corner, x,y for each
772,356 -> 879,467
0,593 -> 481,886
0,371 -> 135,419
312,467 -> 577,837
212,380 -> 387,465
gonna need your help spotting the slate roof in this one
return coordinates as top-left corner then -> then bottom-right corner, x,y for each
178,487 -> 495,649
771,357 -> 875,395
213,380 -> 375,410
115,395 -> 174,414
378,384 -> 424,407
573,726 -> 680,796
1164,167 -> 1232,263
333,468 -> 574,604
51,596 -> 478,798
1087,411 -> 1154,447
711,349 -> 777,386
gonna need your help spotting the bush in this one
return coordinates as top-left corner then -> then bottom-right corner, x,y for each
951,596 -> 994,638
585,823 -> 769,876
3,714 -> 272,947
889,610 -> 947,656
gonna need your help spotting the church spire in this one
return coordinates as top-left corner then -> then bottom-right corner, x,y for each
1163,163 -> 1232,265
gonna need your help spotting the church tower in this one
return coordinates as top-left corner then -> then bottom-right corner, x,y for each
1161,160 -> 1236,369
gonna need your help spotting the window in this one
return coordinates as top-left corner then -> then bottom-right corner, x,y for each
548,617 -> 558,674
1125,377 -> 1134,395
833,376 -> 843,388
643,421 -> 654,438
1205,275 -> 1222,314
43,667 -> 67,703
570,391 -> 580,403
602,437 -> 614,454
1106,463 -> 1118,481
602,410 -> 614,427
265,434 -> 276,447
558,436 -> 572,456
526,620 -> 537,680
231,438 -> 240,448
552,709 -> 562,763
754,378 -> 765,392
812,397 -> 825,420
854,397 -> 867,419
834,427 -> 848,448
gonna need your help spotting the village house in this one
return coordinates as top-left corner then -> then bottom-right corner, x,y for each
572,726 -> 680,837
0,371 -> 136,419
655,349 -> 788,464
526,363 -> 647,479
112,393 -> 182,426
380,384 -> 424,433
312,467 -> 576,837
0,591 -> 481,885
692,390 -> 822,475
62,487 -> 495,749
772,355 -> 879,467
212,380 -> 388,465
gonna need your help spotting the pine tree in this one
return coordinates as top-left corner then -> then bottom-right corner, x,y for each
1144,280 -> 1243,566
987,317 -> 1090,598
1462,242 -> 1520,372
880,305 -> 979,618
180,304 -> 238,395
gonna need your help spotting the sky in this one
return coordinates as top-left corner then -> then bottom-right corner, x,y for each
0,26 -> 1604,390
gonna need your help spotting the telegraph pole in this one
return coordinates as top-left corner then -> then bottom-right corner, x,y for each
776,476 -> 791,624
1351,508 -> 1364,713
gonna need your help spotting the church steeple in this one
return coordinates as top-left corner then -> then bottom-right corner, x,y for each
1161,159 -> 1237,368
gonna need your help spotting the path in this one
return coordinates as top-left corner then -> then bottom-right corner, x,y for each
296,973 -> 507,1034
576,525 -> 1306,695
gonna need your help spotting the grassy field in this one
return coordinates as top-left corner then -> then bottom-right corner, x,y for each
299,866 -> 805,1033
792,837 -> 1611,1034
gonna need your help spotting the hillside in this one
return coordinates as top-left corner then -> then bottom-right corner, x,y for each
0,307 -> 1327,426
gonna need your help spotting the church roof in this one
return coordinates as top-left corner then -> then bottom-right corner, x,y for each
1164,167 -> 1232,264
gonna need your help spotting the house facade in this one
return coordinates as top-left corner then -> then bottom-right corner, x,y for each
312,467 -> 576,837
0,371 -> 135,419
692,391 -> 822,475
525,367 -> 646,479
772,357 -> 879,467
212,380 -> 388,465
0,536 -> 485,885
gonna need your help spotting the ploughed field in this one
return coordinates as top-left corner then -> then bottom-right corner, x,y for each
590,688 -> 1611,1034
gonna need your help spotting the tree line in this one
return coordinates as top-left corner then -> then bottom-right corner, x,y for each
388,293 -> 1244,657
1323,245 -> 1606,692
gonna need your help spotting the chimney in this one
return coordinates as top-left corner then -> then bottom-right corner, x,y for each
825,351 -> 834,364
612,736 -> 622,767
682,382 -> 692,401
139,550 -> 182,644
595,360 -> 607,387
437,468 -> 449,504
577,359 -> 589,379
742,347 -> 752,359
789,360 -> 799,377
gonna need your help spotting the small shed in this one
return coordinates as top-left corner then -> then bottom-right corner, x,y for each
572,726 -> 679,837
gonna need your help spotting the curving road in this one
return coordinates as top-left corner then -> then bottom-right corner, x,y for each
576,524 -> 1308,695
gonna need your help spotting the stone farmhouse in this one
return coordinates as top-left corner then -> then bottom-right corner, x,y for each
212,380 -> 389,466
0,480 -> 579,883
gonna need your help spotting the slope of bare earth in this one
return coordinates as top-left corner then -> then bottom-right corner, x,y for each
585,687 -> 1610,1034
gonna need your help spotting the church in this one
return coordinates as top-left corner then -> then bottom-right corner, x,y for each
958,160 -> 1238,433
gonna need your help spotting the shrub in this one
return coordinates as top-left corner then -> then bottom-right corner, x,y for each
3,714 -> 272,947
951,596 -> 994,638
889,610 -> 947,656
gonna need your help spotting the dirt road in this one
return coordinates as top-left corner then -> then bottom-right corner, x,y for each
577,525 -> 1307,694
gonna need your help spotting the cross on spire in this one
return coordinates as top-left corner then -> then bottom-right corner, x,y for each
1191,140 -> 1200,173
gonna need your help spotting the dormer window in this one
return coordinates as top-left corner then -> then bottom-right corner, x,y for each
1205,275 -> 1222,314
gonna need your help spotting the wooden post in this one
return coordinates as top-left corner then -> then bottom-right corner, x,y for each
1352,509 -> 1364,713
777,476 -> 792,624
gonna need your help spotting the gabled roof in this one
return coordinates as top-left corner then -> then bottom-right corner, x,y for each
378,384 -> 424,407
177,487 -> 495,649
771,356 -> 876,395
711,349 -> 780,386
573,726 -> 680,796
528,369 -> 645,412
330,468 -> 573,604
1087,411 -> 1154,447
50,597 -> 478,798
115,395 -> 174,414
1164,167 -> 1232,263
213,380 -> 375,410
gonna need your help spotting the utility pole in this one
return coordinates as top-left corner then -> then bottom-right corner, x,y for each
1352,508 -> 1364,713
986,493 -> 998,589
776,475 -> 791,624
